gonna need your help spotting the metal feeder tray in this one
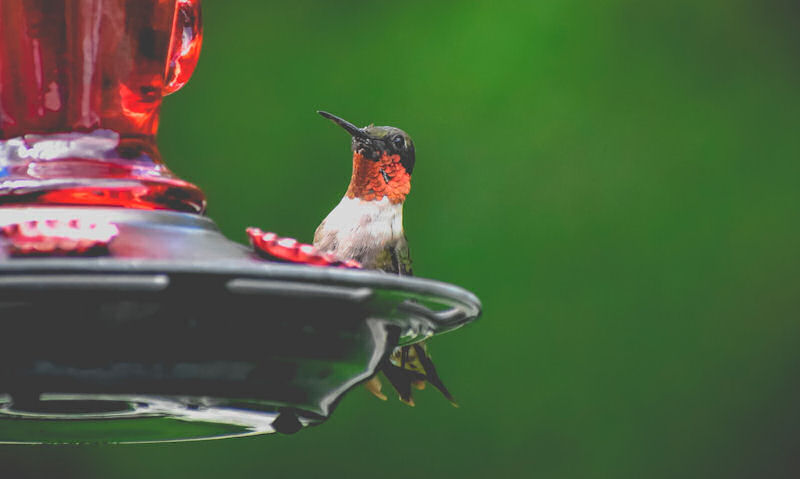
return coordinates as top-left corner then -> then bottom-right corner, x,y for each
0,207 -> 481,444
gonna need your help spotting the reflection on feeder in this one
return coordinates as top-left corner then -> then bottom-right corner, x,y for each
0,311 -> 390,443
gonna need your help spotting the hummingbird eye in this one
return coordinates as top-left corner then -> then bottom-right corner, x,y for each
392,135 -> 405,149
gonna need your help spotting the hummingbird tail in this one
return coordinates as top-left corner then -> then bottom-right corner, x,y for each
411,343 -> 458,407
375,342 -> 458,407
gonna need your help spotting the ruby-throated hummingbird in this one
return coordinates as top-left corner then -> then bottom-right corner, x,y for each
314,111 -> 456,406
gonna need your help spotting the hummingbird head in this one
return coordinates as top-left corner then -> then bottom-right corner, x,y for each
318,111 -> 414,204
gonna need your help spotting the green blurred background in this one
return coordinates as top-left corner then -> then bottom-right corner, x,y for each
3,0 -> 800,477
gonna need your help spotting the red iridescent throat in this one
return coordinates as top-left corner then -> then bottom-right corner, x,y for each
346,151 -> 411,204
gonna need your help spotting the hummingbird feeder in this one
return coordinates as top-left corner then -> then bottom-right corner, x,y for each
0,0 -> 480,444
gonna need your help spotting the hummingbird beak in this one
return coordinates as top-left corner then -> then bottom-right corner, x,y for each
318,111 -> 370,140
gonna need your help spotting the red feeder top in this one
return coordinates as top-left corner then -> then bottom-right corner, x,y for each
1,219 -> 119,256
247,227 -> 362,269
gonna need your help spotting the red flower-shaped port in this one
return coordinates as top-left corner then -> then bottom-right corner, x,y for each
246,227 -> 362,269
1,219 -> 119,257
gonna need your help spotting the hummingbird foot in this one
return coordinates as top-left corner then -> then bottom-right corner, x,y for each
364,375 -> 388,401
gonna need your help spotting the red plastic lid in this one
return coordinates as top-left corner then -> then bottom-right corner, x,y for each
246,227 -> 361,269
1,219 -> 119,256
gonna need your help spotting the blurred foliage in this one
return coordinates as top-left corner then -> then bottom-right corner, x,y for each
3,0 -> 800,477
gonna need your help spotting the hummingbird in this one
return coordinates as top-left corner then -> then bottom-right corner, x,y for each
314,111 -> 456,407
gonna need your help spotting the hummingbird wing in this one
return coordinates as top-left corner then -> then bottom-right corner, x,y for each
394,234 -> 413,276
373,234 -> 413,276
